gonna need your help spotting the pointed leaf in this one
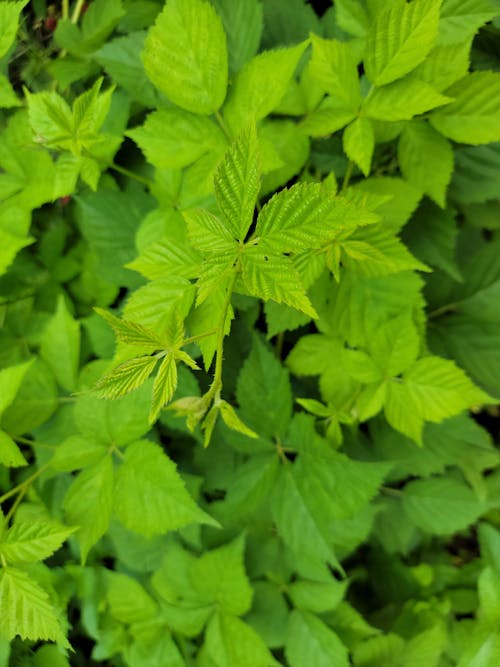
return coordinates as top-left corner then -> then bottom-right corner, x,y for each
286,610 -> 349,667
364,77 -> 452,121
309,35 -> 361,109
39,295 -> 80,392
185,209 -> 237,255
114,440 -> 216,536
142,0 -> 228,114
343,117 -> 374,177
94,356 -> 158,400
150,353 -> 178,423
95,307 -> 162,348
214,124 -> 261,241
1,521 -> 76,564
0,430 -> 27,468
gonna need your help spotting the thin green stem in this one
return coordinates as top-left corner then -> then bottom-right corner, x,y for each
110,162 -> 153,188
4,486 -> 27,526
0,465 -> 50,505
275,332 -> 284,360
62,0 -> 69,20
183,328 -> 219,347
215,110 -> 232,142
428,302 -> 459,319
209,269 -> 239,401
70,0 -> 86,23
341,160 -> 354,193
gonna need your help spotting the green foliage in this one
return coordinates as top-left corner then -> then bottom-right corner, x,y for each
1,0 -> 500,664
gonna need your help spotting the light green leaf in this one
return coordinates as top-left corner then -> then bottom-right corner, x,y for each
221,454 -> 280,523
127,109 -> 225,169
402,476 -> 485,535
25,89 -> 74,151
0,1 -> 28,58
0,521 -> 76,564
211,0 -> 263,74
0,360 -> 33,419
364,77 -> 452,121
54,0 -> 124,55
191,535 -> 253,615
286,610 -> 349,667
353,634 -> 405,666
142,0 -> 227,114
64,455 -> 114,563
197,252 -> 239,304
39,295 -> 80,392
185,209 -> 236,256
0,568 -> 67,646
438,0 -> 497,45
107,572 -> 157,624
50,435 -> 108,472
398,120 -> 454,207
114,440 -> 216,536
370,314 -> 420,377
343,117 -> 374,177
95,356 -> 158,400
364,0 -> 442,86
219,401 -> 257,439
95,308 -> 162,348
223,41 -> 307,133
127,236 -> 201,282
309,35 -> 361,110
0,431 -> 27,468
301,96 -> 357,137
214,124 -> 261,241
0,75 -> 20,108
241,248 -> 317,318
414,39 -> 471,93
288,580 -> 347,614
150,353 -> 178,423
430,72 -> 500,145
334,0 -> 370,37
255,183 -> 344,253
203,613 -> 274,667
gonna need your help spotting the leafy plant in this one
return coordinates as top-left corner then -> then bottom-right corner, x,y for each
1,0 -> 500,664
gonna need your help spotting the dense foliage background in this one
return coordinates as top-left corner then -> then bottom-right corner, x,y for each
2,0 -> 500,664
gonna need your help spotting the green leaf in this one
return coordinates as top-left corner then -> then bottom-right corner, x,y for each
149,353 -> 178,423
255,183 -> 345,253
363,77 -> 452,121
0,430 -> 27,468
203,613 -> 274,667
288,580 -> 347,614
211,0 -> 263,74
430,72 -> 500,144
95,356 -> 158,400
334,0 -> 370,37
402,476 -> 485,535
237,336 -> 292,438
0,360 -> 33,419
241,248 -> 317,318
302,96 -> 357,137
0,521 -> 76,564
214,124 -> 261,241
191,535 -> 253,615
0,1 -> 28,58
438,0 -> 497,44
64,455 -> 114,563
364,0 -> 442,86
398,120 -> 454,207
414,39 -> 471,92
309,35 -> 361,110
0,568 -> 67,646
369,314 -> 420,377
107,572 -> 157,624
113,440 -> 216,536
343,117 -> 374,177
286,610 -> 349,667
219,400 -> 258,439
54,0 -> 124,55
95,308 -> 162,348
25,89 -> 74,151
271,466 -> 341,572
127,109 -> 225,169
385,356 -> 492,443
94,31 -> 160,107
50,435 -> 108,473
142,0 -> 228,114
223,41 -> 308,133
479,567 -> 500,625
0,75 -> 20,108
39,295 -> 80,392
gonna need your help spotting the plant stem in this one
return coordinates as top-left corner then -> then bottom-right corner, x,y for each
0,465 -> 50,505
275,332 -> 284,360
183,328 -> 219,347
110,162 -> 153,188
215,110 -> 232,142
62,0 -> 69,20
71,0 -> 86,23
427,302 -> 459,319
210,269 -> 238,400
341,160 -> 354,193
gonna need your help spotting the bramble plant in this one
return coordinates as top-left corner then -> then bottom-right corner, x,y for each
2,0 -> 500,664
